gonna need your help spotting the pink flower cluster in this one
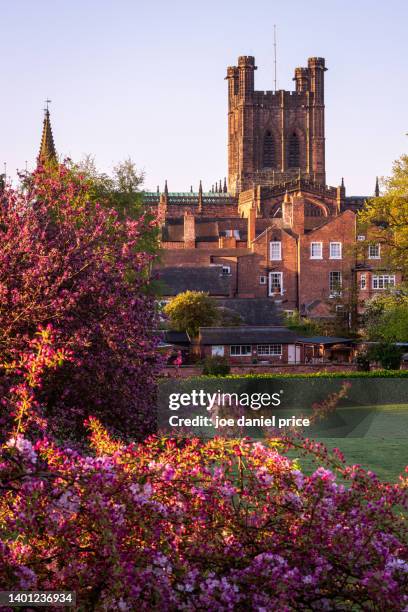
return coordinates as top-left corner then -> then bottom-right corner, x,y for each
0,163 -> 162,441
0,422 -> 407,610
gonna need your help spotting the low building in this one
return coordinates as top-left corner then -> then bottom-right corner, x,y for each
197,326 -> 299,364
296,336 -> 355,364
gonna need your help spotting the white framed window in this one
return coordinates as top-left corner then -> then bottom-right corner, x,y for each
230,345 -> 252,356
360,273 -> 367,290
310,242 -> 323,259
221,265 -> 231,275
335,304 -> 344,312
234,229 -> 240,239
269,240 -> 282,261
259,275 -> 267,285
329,271 -> 342,296
211,345 -> 224,356
284,310 -> 295,316
257,344 -> 282,356
330,242 -> 342,259
269,271 -> 283,295
372,274 -> 395,290
357,235 -> 366,241
368,244 -> 380,259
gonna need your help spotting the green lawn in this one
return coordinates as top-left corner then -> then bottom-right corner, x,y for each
286,405 -> 408,482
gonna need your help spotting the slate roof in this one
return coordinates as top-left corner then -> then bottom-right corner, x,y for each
216,298 -> 283,326
158,267 -> 232,296
155,330 -> 191,346
296,336 -> 353,345
199,326 -> 298,345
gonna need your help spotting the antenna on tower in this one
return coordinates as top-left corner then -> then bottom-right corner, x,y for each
273,25 -> 277,92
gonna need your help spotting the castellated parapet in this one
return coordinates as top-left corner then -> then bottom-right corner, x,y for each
226,56 -> 327,195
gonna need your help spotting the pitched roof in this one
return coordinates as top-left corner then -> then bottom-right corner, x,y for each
199,326 -> 298,345
158,266 -> 232,296
155,330 -> 191,345
216,298 -> 283,325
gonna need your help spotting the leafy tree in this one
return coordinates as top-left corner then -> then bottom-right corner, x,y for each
363,293 -> 408,342
163,291 -> 219,337
76,156 -> 159,256
0,162 -> 162,441
359,154 -> 408,274
369,343 -> 403,370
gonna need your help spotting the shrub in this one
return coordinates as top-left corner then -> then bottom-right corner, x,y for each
355,351 -> 371,371
202,355 -> 230,376
0,424 -> 407,610
369,343 -> 403,370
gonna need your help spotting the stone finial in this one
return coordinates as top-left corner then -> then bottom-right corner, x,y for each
283,190 -> 291,204
219,179 -> 222,192
164,179 -> 169,196
341,177 -> 345,188
223,177 -> 227,193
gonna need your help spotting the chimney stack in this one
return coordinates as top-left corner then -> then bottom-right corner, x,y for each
184,211 -> 196,248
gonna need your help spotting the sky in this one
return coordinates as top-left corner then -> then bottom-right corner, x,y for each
1,0 -> 407,195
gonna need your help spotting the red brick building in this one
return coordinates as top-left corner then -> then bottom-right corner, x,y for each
149,54 -> 398,321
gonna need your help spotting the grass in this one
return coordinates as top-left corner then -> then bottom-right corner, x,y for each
286,405 -> 408,482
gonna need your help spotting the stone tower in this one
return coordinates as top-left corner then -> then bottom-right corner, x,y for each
38,107 -> 57,165
226,56 -> 327,195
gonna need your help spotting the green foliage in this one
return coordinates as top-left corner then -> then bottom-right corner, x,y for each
363,292 -> 408,342
284,311 -> 322,335
202,355 -> 230,376
359,154 -> 408,274
163,291 -> 219,338
368,343 -> 403,370
76,156 -> 159,255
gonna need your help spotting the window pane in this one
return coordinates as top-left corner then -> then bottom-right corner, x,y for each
368,244 -> 380,258
257,344 -> 282,355
330,242 -> 342,258
269,272 -> 282,293
311,242 -> 322,258
270,241 -> 282,260
329,271 -> 342,292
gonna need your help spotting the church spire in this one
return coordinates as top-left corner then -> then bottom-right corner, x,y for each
374,176 -> 380,197
38,101 -> 57,165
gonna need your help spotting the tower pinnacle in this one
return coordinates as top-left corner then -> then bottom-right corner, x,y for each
374,176 -> 380,197
38,102 -> 57,165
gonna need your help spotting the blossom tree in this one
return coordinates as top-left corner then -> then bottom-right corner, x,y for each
0,162 -> 162,441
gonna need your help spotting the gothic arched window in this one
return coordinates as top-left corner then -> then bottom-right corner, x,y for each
263,131 -> 276,168
288,132 -> 300,168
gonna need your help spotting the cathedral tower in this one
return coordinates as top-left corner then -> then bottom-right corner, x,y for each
226,56 -> 327,195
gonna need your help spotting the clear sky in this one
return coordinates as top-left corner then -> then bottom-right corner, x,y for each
1,0 -> 407,195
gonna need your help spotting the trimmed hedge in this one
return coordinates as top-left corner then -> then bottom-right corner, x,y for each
183,369 -> 408,381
